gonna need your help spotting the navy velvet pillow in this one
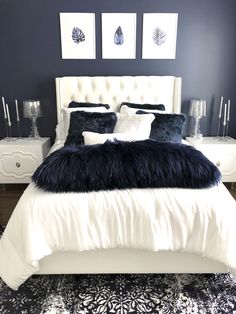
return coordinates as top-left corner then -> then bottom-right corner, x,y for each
137,111 -> 186,143
120,102 -> 165,111
68,101 -> 110,110
65,111 -> 117,146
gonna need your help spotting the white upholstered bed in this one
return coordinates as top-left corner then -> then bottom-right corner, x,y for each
1,76 -> 236,291
40,76 -> 229,274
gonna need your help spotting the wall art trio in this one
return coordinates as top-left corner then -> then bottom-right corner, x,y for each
59,13 -> 178,60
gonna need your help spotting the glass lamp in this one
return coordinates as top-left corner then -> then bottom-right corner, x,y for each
189,99 -> 207,142
23,100 -> 42,138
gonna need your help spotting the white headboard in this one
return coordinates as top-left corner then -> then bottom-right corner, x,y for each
55,76 -> 182,123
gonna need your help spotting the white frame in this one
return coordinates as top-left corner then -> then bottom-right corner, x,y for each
142,13 -> 178,59
60,13 -> 96,59
102,13 -> 137,59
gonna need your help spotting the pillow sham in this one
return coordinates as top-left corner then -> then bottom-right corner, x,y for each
120,105 -> 166,115
82,131 -> 140,145
65,111 -> 117,146
136,111 -> 186,143
113,113 -> 155,139
68,101 -> 110,110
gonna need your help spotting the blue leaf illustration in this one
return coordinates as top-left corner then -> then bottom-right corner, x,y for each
72,27 -> 85,44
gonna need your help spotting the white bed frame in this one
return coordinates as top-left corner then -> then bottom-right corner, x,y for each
37,76 -> 227,274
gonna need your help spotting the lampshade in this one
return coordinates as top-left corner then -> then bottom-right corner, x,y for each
189,99 -> 207,118
23,100 -> 42,118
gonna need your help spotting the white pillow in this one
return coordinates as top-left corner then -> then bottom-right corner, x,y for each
82,131 -> 140,145
60,107 -> 110,140
114,113 -> 155,139
120,105 -> 167,115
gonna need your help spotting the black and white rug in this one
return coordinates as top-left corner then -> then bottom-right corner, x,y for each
0,225 -> 236,314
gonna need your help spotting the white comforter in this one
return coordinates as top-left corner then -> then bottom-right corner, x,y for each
0,181 -> 236,290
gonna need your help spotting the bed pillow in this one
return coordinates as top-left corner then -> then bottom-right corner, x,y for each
120,102 -> 165,115
113,113 -> 155,139
136,111 -> 186,143
68,101 -> 110,110
61,106 -> 109,140
82,131 -> 140,145
65,111 -> 117,146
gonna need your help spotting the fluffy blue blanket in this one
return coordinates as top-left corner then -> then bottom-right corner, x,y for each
32,140 -> 221,193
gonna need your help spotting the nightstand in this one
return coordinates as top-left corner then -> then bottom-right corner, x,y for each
0,138 -> 51,184
185,137 -> 236,183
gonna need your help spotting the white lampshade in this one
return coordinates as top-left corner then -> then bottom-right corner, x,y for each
189,99 -> 207,118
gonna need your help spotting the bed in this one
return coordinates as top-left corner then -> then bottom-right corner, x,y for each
0,75 -> 236,291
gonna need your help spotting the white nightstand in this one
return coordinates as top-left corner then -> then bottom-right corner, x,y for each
0,138 -> 51,184
185,136 -> 236,183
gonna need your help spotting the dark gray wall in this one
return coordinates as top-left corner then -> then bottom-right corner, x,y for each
0,0 -> 236,141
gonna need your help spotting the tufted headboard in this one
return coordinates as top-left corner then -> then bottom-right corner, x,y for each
55,76 -> 182,123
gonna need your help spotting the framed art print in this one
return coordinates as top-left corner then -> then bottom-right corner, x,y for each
142,13 -> 178,59
102,13 -> 136,59
60,13 -> 96,59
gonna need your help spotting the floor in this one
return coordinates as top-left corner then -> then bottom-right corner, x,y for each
0,183 -> 236,225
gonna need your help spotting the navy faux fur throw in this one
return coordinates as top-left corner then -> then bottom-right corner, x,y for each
32,140 -> 221,193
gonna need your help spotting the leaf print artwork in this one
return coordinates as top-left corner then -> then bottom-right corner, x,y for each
152,27 -> 166,46
114,26 -> 124,45
72,27 -> 85,44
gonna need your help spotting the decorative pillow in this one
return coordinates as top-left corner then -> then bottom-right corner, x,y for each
61,106 -> 109,140
65,111 -> 117,146
68,101 -> 110,110
114,113 -> 155,139
82,131 -> 140,145
120,102 -> 165,115
136,111 -> 186,143
121,102 -> 165,111
120,105 -> 166,115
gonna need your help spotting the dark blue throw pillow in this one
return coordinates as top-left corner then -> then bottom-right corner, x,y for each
137,111 -> 186,143
68,101 -> 110,110
120,102 -> 165,111
65,111 -> 117,146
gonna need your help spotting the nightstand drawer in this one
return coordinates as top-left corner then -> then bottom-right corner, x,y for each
0,138 -> 51,184
186,137 -> 236,183
202,151 -> 236,181
0,151 -> 40,179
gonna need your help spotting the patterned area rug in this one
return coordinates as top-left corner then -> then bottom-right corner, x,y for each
0,225 -> 236,314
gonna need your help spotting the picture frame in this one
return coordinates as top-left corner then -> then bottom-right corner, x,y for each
142,13 -> 178,59
102,13 -> 137,59
59,13 -> 96,59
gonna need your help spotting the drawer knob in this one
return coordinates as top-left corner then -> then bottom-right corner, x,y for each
16,162 -> 21,168
216,161 -> 221,167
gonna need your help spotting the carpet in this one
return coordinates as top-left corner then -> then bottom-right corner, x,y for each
0,225 -> 236,314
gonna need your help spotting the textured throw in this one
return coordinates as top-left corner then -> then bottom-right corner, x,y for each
32,140 -> 221,193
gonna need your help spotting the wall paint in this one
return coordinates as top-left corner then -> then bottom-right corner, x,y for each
0,0 -> 236,140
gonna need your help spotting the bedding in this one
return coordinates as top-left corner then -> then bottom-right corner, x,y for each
32,140 -> 221,193
0,181 -> 236,290
113,113 -> 155,138
82,131 -> 139,145
68,101 -> 110,110
137,111 -> 186,143
120,105 -> 166,115
64,111 -> 117,145
120,102 -> 165,114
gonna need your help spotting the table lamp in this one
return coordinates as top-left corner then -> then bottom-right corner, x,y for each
189,99 -> 207,142
23,100 -> 42,138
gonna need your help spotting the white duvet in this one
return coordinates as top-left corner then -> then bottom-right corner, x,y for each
0,180 -> 236,290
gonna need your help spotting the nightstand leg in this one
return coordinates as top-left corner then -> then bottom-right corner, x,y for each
0,184 -> 6,192
230,182 -> 236,190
